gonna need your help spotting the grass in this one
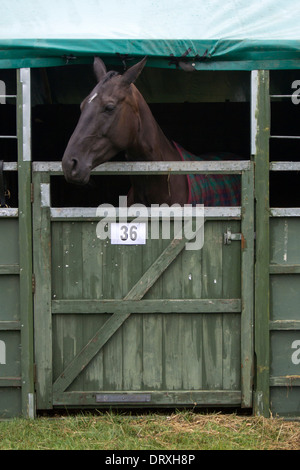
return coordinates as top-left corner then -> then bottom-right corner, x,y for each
0,411 -> 299,450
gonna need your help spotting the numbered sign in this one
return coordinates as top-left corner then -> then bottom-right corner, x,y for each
0,340 -> 6,365
111,223 -> 146,245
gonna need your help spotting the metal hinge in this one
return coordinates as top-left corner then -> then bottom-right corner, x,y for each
223,228 -> 242,245
32,274 -> 35,293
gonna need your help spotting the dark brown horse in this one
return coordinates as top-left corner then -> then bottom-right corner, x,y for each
62,57 -> 240,206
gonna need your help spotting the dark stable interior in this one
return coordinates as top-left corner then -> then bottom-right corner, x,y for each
0,66 -> 299,207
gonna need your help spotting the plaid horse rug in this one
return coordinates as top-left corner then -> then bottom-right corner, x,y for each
173,142 -> 241,206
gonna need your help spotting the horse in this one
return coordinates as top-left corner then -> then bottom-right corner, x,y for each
62,57 -> 240,206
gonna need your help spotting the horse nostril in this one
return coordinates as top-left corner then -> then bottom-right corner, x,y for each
71,158 -> 78,174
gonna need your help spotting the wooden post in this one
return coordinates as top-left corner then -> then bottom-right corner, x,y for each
17,68 -> 35,418
252,70 -> 270,417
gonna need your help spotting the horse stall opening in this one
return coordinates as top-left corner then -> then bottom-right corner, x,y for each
31,64 -> 255,411
0,69 -> 34,419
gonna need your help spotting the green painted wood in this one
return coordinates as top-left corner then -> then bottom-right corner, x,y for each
253,70 -> 270,417
270,275 -> 300,322
17,69 -> 35,419
33,171 -> 53,409
33,157 -> 254,409
270,377 -> 300,386
52,235 -> 188,395
0,378 -> 22,387
269,218 -> 300,418
37,209 -> 252,405
51,299 -> 242,314
270,218 -> 300,265
270,320 -> 300,330
0,219 -> 19,265
270,265 -> 300,274
240,162 -> 255,407
0,321 -> 21,330
0,265 -> 20,275
53,390 -> 242,407
270,331 -> 300,380
0,276 -> 20,322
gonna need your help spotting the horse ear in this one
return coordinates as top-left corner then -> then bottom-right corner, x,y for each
94,57 -> 107,82
121,57 -> 147,87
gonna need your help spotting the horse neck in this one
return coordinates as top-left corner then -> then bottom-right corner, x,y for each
126,87 -> 179,162
125,88 -> 188,205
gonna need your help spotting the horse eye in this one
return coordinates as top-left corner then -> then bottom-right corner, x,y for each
104,103 -> 116,113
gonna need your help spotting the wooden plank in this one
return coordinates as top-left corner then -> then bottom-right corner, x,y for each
2,162 -> 18,171
201,222 -> 223,390
0,265 -> 19,275
0,321 -> 21,330
253,70 -> 270,417
0,208 -> 18,217
142,234 -> 163,389
0,377 -> 22,387
270,162 -> 300,171
269,320 -> 300,331
122,243 -> 144,390
33,171 -> 53,409
50,206 -> 241,220
222,221 -> 242,392
52,299 -> 242,314
270,376 -> 300,387
240,162 -> 255,408
162,238 -> 184,390
17,68 -> 35,419
269,264 -> 300,274
53,390 -> 242,407
270,208 -> 300,217
52,234 -> 188,395
33,160 -> 251,175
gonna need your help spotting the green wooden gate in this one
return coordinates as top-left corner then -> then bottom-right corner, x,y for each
0,69 -> 34,419
33,160 -> 254,410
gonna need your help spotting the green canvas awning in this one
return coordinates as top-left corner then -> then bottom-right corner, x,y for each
0,0 -> 300,70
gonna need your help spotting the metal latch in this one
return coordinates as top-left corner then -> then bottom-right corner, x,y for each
224,228 -> 242,245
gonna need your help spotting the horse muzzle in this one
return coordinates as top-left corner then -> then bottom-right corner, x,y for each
62,155 -> 91,185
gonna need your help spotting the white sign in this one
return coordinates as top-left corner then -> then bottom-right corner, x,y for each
0,340 -> 6,365
111,223 -> 146,245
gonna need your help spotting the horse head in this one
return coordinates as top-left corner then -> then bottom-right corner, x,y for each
62,57 -> 147,184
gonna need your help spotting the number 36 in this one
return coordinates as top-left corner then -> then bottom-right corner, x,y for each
120,225 -> 138,241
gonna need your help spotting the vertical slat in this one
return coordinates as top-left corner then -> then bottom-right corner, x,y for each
81,224 -> 106,391
17,68 -> 35,418
51,222 -> 63,384
202,222 -> 223,389
161,233 -> 183,390
241,162 -> 255,407
122,245 -> 143,390
222,220 -> 241,391
62,222 -> 84,391
252,70 -> 270,416
181,245 -> 203,390
33,171 -> 52,409
142,232 -> 163,389
105,243 -> 124,390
